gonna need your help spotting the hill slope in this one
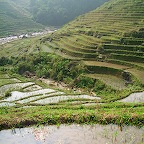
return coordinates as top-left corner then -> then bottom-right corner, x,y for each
42,0 -> 144,62
39,0 -> 144,89
29,0 -> 109,26
0,0 -> 44,37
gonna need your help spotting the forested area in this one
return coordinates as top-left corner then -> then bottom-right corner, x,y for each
29,0 -> 108,26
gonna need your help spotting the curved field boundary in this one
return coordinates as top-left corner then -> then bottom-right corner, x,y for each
83,61 -> 129,70
127,69 -> 144,84
86,74 -> 126,90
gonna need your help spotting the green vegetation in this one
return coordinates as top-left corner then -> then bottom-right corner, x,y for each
0,0 -> 144,99
9,53 -> 85,81
0,78 -> 19,87
36,0 -> 144,94
0,0 -> 108,37
29,0 -> 108,26
0,53 -> 143,102
0,103 -> 144,130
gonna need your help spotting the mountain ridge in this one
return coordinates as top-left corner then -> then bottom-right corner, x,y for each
0,0 -> 109,37
0,0 -> 44,37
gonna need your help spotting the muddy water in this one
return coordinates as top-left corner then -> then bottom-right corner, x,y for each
0,124 -> 143,144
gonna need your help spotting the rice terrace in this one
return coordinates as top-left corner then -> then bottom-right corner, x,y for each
0,0 -> 144,143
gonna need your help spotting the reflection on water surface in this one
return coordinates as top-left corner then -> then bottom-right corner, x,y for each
0,124 -> 144,144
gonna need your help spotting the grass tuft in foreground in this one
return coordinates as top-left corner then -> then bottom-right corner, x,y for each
0,103 -> 144,130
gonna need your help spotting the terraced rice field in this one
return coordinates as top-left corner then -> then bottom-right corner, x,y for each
119,91 -> 144,103
0,74 -> 101,107
86,74 -> 126,90
33,0 -> 143,91
0,72 -> 143,109
1,124 -> 144,144
0,78 -> 21,87
0,37 -> 41,57
127,69 -> 144,84
0,0 -> 144,136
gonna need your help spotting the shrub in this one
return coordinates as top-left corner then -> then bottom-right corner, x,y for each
75,76 -> 95,89
0,57 -> 12,66
17,62 -> 34,75
5,91 -> 11,98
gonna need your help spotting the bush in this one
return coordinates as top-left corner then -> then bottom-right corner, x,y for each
17,62 -> 34,75
75,76 -> 95,89
0,57 -> 12,66
124,30 -> 144,38
11,53 -> 86,83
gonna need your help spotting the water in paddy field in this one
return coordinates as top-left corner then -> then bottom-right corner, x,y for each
119,91 -> 144,103
0,124 -> 143,144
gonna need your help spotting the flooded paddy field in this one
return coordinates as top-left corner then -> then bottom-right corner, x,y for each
0,74 -> 144,107
0,79 -> 101,107
119,91 -> 144,103
0,124 -> 143,144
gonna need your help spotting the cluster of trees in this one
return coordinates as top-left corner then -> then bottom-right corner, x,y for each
0,57 -> 12,66
9,53 -> 85,83
0,53 -> 107,91
15,53 -> 98,89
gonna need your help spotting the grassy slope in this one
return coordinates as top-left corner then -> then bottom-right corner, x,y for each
0,0 -> 44,37
0,103 -> 144,130
0,37 -> 41,57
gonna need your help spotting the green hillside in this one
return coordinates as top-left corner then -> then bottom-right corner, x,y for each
11,0 -> 30,9
0,0 -> 44,37
0,0 -> 109,37
29,0 -> 109,26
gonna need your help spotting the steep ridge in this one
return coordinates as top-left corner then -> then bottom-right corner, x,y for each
41,0 -> 144,86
